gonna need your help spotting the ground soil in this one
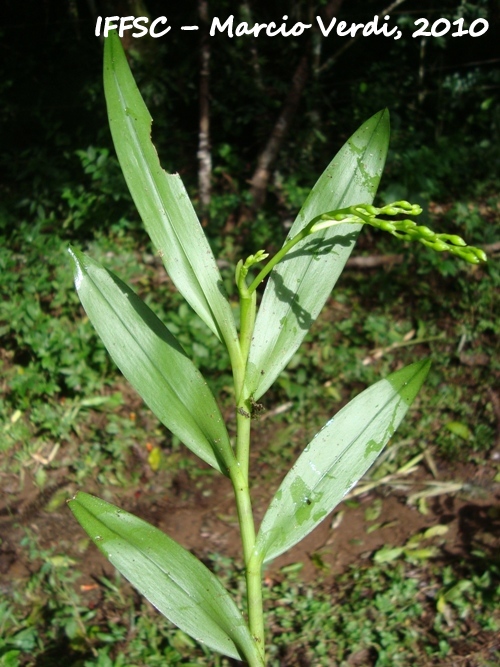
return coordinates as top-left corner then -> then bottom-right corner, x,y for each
2,443 -> 499,585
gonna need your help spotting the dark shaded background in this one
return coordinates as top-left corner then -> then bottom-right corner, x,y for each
1,0 -> 499,239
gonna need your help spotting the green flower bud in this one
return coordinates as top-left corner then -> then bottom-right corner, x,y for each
466,247 -> 487,263
432,240 -> 450,252
394,221 -> 417,238
437,234 -> 467,247
393,200 -> 412,209
320,213 -> 345,222
306,200 -> 486,266
404,231 -> 421,242
394,232 -> 412,241
415,225 -> 435,239
401,220 -> 417,230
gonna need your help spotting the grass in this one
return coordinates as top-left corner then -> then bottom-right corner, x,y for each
1,194 -> 499,666
265,559 -> 500,666
2,538 -> 499,666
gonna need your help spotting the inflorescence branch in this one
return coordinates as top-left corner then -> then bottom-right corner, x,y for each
310,201 -> 488,264
238,200 -> 487,298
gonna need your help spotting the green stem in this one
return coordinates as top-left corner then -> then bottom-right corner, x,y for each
231,463 -> 265,663
246,211 -> 350,295
232,270 -> 265,663
235,406 -> 252,485
247,226 -> 311,295
234,248 -> 261,468
229,210 -> 348,661
230,209 -> 348,665
239,290 -> 257,376
235,286 -> 257,477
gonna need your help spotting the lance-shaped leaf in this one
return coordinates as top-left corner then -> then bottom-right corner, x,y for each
69,493 -> 263,664
68,247 -> 234,475
104,31 -> 238,350
247,111 -> 390,399
255,360 -> 430,564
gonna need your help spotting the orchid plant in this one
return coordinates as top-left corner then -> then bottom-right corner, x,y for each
68,31 -> 486,666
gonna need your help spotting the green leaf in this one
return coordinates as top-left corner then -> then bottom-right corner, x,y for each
69,493 -> 262,664
103,31 -> 238,351
255,360 -> 430,564
68,247 -> 234,475
373,546 -> 405,564
246,110 -> 390,399
445,420 -> 472,440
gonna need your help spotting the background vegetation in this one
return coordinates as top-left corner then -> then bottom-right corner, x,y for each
1,1 -> 499,665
